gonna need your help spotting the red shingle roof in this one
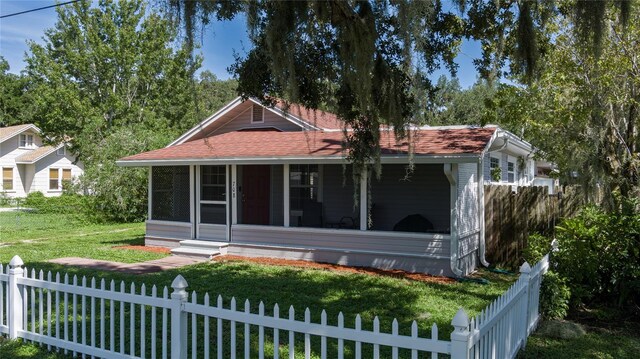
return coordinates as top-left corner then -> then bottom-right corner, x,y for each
274,101 -> 343,130
121,127 -> 497,162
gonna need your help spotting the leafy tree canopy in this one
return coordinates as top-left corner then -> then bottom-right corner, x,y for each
22,0 -> 235,221
486,2 -> 640,199
167,0 -> 630,182
0,57 -> 28,126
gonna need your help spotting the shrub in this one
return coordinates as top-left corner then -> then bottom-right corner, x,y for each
527,194 -> 640,309
539,271 -> 571,320
23,192 -> 101,223
523,233 -> 553,264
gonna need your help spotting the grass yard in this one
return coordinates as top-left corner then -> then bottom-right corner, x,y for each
0,210 -> 519,358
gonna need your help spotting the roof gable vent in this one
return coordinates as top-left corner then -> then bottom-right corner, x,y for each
251,105 -> 264,123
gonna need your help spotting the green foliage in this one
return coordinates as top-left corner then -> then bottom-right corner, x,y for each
527,196 -> 640,309
539,271 -> 571,320
0,57 -> 28,125
23,192 -> 98,223
487,3 -> 640,199
21,0 -> 212,221
490,166 -> 502,182
428,76 -> 496,126
523,233 -> 553,264
554,197 -> 640,307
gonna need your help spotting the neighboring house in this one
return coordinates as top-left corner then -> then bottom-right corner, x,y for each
0,124 -> 83,198
118,98 -> 546,277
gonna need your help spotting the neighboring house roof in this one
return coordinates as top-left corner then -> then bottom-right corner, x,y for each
0,124 -> 39,143
119,127 -> 497,164
14,144 -> 63,164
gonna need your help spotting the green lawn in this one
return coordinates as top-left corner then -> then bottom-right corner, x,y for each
0,210 -> 518,357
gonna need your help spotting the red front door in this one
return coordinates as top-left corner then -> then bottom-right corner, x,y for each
242,165 -> 271,225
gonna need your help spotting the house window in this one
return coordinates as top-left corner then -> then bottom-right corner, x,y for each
490,157 -> 501,181
251,105 -> 264,123
507,161 -> 515,183
290,164 -> 319,211
62,169 -> 72,188
19,134 -> 34,148
57,146 -> 66,155
151,166 -> 190,222
49,168 -> 59,190
200,165 -> 226,224
2,167 -> 13,191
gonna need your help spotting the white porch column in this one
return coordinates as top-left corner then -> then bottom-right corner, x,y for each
231,164 -> 238,225
190,165 -> 196,239
283,164 -> 290,227
226,165 -> 231,241
359,167 -> 368,230
147,166 -> 152,220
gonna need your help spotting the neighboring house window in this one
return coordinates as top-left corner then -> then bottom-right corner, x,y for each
290,164 -> 319,211
490,157 -> 501,181
19,134 -> 34,148
507,161 -> 515,183
251,104 -> 264,123
200,165 -> 226,224
151,166 -> 190,222
2,167 -> 13,191
62,169 -> 72,188
57,146 -> 66,155
49,168 -> 59,190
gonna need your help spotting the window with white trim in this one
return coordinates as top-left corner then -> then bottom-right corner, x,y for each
251,105 -> 264,123
289,164 -> 319,211
49,168 -> 59,190
489,156 -> 501,181
507,161 -> 515,183
2,167 -> 13,191
19,134 -> 34,148
62,168 -> 72,188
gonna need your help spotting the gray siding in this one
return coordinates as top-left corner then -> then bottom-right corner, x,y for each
210,106 -> 302,135
322,165 -> 359,225
457,163 -> 479,235
457,232 -> 480,275
369,164 -> 450,232
146,221 -> 192,240
231,225 -> 450,257
198,224 -> 227,241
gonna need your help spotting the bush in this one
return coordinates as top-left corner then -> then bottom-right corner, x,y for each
23,192 -> 101,223
539,271 -> 571,320
526,194 -> 640,309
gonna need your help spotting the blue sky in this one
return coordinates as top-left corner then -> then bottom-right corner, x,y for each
0,0 -> 482,87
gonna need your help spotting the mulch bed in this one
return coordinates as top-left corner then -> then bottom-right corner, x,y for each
214,255 -> 456,284
113,245 -> 172,254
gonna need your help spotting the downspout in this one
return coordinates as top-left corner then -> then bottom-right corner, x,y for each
444,163 -> 463,277
477,157 -> 490,267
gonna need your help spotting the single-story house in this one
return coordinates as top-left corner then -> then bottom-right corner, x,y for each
118,97 -> 543,276
0,124 -> 83,198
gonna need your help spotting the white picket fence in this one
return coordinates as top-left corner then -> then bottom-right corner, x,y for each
0,254 -> 548,359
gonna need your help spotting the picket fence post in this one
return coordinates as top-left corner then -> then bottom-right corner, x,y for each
519,262 -> 532,347
7,255 -> 24,339
171,275 -> 189,359
450,308 -> 472,359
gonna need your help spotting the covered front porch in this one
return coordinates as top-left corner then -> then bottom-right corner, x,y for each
145,162 -> 461,276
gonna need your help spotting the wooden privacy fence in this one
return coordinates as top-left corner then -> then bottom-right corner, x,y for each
484,185 -> 584,267
0,254 -> 548,359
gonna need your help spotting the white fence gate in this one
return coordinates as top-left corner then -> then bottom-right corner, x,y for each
0,254 -> 548,359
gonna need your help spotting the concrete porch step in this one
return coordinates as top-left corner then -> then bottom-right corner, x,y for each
178,240 -> 229,249
171,247 -> 221,259
171,239 -> 229,259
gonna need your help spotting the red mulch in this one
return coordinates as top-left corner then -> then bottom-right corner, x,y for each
113,245 -> 172,254
214,255 -> 456,284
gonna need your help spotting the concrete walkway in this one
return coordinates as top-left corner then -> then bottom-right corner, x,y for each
48,256 -> 207,274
